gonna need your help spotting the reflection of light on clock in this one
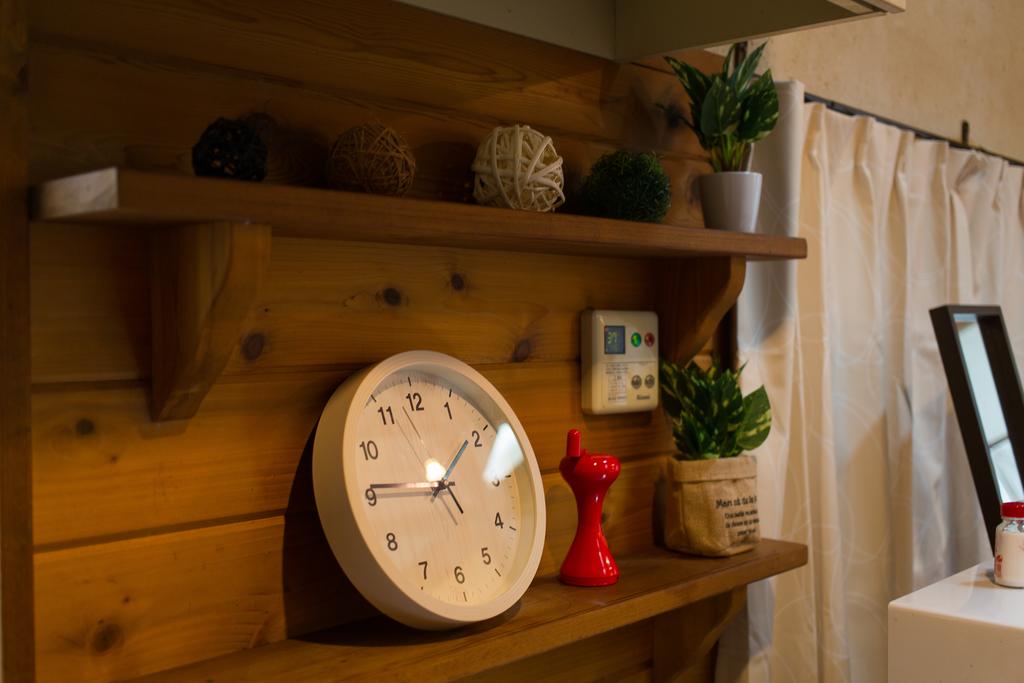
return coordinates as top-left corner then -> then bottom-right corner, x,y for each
425,458 -> 446,482
482,423 -> 523,482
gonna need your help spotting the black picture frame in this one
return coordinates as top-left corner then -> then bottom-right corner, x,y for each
931,304 -> 1024,544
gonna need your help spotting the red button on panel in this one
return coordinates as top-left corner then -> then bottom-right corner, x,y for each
644,332 -> 655,347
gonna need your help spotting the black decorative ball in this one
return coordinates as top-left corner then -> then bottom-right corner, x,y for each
191,117 -> 268,181
579,150 -> 671,223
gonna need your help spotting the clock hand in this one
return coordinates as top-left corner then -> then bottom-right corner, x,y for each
402,406 -> 427,443
442,439 -> 469,480
369,481 -> 442,491
442,482 -> 464,514
396,407 -> 428,468
434,487 -> 459,526
432,439 -> 469,499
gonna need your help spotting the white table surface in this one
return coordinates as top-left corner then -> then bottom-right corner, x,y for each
888,562 -> 1024,682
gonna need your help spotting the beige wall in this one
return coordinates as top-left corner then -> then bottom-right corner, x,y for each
760,0 -> 1024,162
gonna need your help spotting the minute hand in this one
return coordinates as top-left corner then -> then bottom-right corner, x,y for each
432,439 -> 469,499
442,440 -> 469,480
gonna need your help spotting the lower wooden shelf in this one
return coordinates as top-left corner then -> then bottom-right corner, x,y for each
132,539 -> 806,682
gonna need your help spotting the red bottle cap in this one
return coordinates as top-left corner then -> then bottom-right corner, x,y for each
1002,501 -> 1024,519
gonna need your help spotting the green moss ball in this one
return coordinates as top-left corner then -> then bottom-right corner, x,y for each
579,150 -> 671,223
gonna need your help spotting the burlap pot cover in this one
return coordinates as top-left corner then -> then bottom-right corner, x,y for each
662,455 -> 759,557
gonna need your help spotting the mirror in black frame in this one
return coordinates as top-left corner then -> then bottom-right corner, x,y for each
931,305 -> 1024,545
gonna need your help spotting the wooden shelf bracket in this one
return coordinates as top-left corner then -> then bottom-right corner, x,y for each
652,587 -> 747,682
150,221 -> 271,421
655,256 -> 747,364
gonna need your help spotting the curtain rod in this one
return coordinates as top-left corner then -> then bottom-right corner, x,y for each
804,91 -> 1024,168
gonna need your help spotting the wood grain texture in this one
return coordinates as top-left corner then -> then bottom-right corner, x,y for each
0,0 -> 35,679
657,257 -> 747,364
25,41 -> 709,225
150,222 -> 271,420
652,588 -> 746,682
459,621 -> 653,683
34,515 -> 372,683
26,0 -> 708,165
30,223 -> 150,383
33,454 -> 797,683
33,169 -> 807,260
30,226 -> 656,383
463,615 -> 713,683
21,0 -> 803,679
122,541 -> 806,683
226,236 -> 657,374
31,365 -> 680,547
33,453 -> 679,683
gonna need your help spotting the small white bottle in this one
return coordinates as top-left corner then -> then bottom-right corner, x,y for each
994,501 -> 1024,588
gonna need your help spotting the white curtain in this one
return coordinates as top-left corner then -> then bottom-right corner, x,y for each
716,81 -> 1024,683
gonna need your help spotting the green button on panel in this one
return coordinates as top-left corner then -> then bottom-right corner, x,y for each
630,331 -> 642,348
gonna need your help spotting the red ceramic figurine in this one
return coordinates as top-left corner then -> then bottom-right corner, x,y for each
559,428 -> 621,586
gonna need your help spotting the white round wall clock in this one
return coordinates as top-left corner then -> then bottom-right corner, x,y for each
312,350 -> 546,630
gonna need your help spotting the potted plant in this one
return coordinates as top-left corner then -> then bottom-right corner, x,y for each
657,357 -> 771,557
665,43 -> 779,232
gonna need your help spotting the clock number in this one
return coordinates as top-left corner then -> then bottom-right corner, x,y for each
472,430 -> 482,447
359,440 -> 379,460
494,512 -> 504,529
418,561 -> 428,579
377,406 -> 395,425
365,488 -> 377,506
481,547 -> 492,565
386,532 -> 398,551
443,402 -> 452,420
405,392 -> 424,412
454,566 -> 466,584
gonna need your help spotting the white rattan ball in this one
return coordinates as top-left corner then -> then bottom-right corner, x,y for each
471,125 -> 565,212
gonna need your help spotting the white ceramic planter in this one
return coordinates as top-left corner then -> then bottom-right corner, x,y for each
698,171 -> 763,232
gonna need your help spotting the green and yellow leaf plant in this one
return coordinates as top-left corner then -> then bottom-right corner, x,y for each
664,43 -> 779,173
659,357 -> 771,460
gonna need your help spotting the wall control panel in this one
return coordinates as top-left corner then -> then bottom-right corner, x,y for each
581,309 -> 659,414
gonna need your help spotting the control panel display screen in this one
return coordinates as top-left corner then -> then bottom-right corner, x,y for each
604,325 -> 626,354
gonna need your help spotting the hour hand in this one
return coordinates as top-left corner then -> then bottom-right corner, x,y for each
442,482 -> 464,514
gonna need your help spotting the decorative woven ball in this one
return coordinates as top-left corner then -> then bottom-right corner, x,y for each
326,123 -> 416,196
244,113 -> 327,187
579,150 -> 671,223
191,117 -> 268,181
471,125 -> 564,212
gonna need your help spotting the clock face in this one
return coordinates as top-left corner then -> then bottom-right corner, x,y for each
313,351 -> 545,630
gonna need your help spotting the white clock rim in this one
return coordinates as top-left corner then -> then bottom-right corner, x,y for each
312,350 -> 546,630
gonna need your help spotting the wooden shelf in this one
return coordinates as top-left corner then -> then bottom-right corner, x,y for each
132,540 -> 806,682
32,167 -> 807,260
394,0 -> 902,62
30,168 -> 806,421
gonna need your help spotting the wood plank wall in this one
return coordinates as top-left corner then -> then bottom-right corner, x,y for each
26,1 -> 722,680
2,0 -> 35,680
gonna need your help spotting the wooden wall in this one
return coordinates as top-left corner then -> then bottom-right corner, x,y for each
26,1 -> 721,680
2,0 -> 35,680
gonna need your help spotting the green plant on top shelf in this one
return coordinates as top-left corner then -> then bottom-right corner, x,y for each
664,43 -> 779,173
660,357 -> 771,460
578,150 -> 671,223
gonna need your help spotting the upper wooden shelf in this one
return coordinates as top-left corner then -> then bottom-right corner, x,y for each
32,168 -> 806,261
398,0 -> 902,62
132,540 -> 806,682
31,167 -> 804,421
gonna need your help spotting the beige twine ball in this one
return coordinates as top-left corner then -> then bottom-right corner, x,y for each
471,124 -> 565,212
326,123 -> 416,196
